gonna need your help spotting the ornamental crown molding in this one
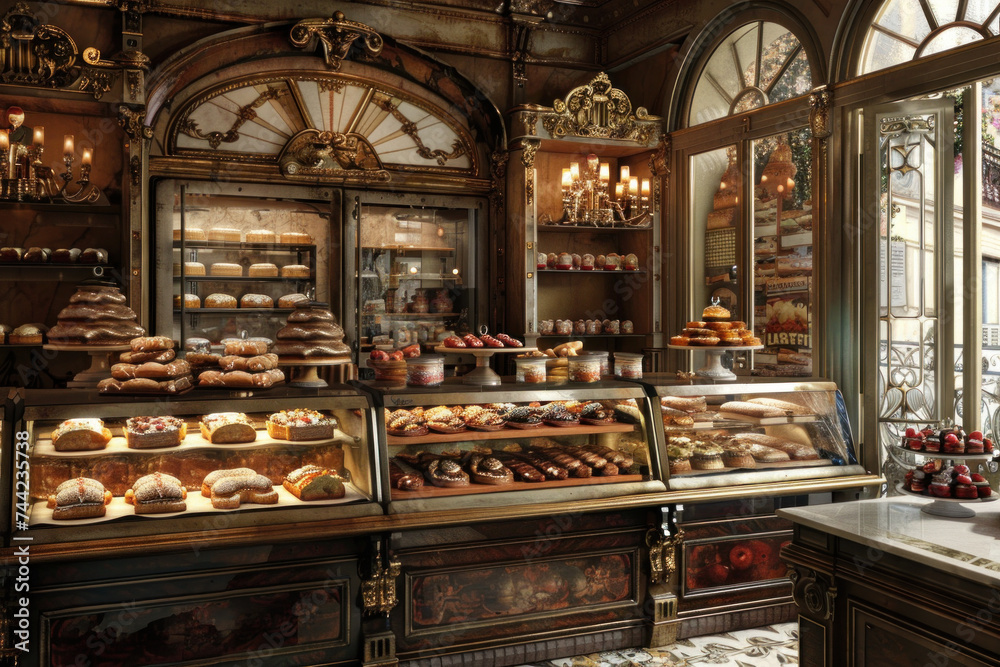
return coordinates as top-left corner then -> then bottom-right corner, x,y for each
1,3 -> 80,88
289,11 -> 383,71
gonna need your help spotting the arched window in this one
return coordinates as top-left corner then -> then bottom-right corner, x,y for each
859,0 -> 1000,74
688,21 -> 814,127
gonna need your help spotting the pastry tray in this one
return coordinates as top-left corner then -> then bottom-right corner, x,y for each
391,474 -> 645,498
31,431 -> 352,457
386,422 -> 634,445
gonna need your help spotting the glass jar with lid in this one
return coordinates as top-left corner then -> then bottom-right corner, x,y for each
568,356 -> 601,383
406,355 -> 445,387
614,352 -> 644,379
514,356 -> 547,383
578,350 -> 609,376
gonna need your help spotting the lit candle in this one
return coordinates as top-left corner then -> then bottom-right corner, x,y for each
63,135 -> 74,158
787,177 -> 795,189
0,130 -> 8,151
760,174 -> 767,183
33,126 -> 44,147
599,162 -> 610,182
82,148 -> 92,167
641,179 -> 650,197
569,162 -> 580,181
561,168 -> 572,188
629,177 -> 639,195
620,165 -> 630,182
615,183 -> 624,199
586,154 -> 599,173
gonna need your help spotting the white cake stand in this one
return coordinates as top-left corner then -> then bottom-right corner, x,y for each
896,484 -> 998,517
45,343 -> 131,388
434,346 -> 537,385
668,344 -> 763,382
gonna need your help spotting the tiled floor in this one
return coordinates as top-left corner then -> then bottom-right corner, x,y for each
518,623 -> 798,666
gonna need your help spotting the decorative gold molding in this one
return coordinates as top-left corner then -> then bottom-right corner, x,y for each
278,129 -> 390,182
649,133 -> 670,178
521,112 -> 538,137
370,93 -> 467,166
80,47 -> 120,100
118,105 -> 153,142
489,149 -> 509,218
788,564 -> 836,621
809,87 -> 833,140
1,3 -> 80,88
289,11 -> 384,71
646,528 -> 684,585
520,139 -> 539,170
129,155 -> 141,187
541,72 -> 662,143
178,86 -> 286,149
362,558 -> 401,615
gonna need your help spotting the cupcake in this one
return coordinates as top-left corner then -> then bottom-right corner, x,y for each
691,443 -> 725,470
667,444 -> 692,474
722,444 -> 756,469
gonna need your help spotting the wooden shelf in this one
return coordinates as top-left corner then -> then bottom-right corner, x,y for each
391,473 -> 645,498
387,421 -> 633,446
0,201 -> 119,215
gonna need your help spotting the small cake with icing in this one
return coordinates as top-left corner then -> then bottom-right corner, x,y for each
266,409 -> 337,441
51,418 -> 112,451
199,412 -> 256,444
9,323 -> 47,344
283,465 -> 345,500
125,416 -> 187,449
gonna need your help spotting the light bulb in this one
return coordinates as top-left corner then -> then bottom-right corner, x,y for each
409,266 -> 418,274
452,268 -> 459,275
437,226 -> 444,237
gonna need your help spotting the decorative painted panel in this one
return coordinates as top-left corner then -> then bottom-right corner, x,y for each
682,534 -> 791,595
408,552 -> 634,633
170,74 -> 476,176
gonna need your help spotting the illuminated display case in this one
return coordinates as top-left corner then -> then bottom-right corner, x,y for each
9,386 -> 380,544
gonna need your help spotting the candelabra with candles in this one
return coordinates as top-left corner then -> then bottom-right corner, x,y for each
58,134 -> 103,204
559,154 -> 651,226
0,126 -> 48,202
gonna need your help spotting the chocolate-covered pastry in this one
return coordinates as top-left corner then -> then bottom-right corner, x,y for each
425,458 -> 469,487
274,301 -> 350,359
469,454 -> 513,485
22,247 -> 50,263
47,282 -> 145,344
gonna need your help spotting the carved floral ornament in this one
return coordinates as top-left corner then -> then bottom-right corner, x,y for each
289,11 -> 384,71
540,72 -> 662,144
170,75 -> 476,181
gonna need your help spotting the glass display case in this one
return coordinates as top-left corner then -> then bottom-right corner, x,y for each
9,387 -> 380,543
153,180 -> 337,346
346,190 -> 483,352
357,379 -> 666,514
642,377 -> 868,490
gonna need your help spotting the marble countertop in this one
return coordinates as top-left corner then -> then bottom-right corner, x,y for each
777,496 -> 1000,586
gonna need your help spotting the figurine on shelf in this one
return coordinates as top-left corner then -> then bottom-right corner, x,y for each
6,106 -> 32,145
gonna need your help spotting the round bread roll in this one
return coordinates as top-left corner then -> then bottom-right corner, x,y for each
205,293 -> 237,308
210,263 -> 242,277
281,264 -> 311,278
246,229 -> 276,243
240,294 -> 274,308
248,263 -> 278,277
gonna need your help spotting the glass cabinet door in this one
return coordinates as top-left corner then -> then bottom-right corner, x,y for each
347,191 -> 483,352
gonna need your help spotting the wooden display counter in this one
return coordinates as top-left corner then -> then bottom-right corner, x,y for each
778,496 -> 1000,667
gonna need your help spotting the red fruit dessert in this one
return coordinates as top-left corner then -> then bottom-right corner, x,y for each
944,433 -> 964,454
930,483 -> 952,498
955,484 -> 977,499
922,460 -> 943,473
978,485 -> 992,498
967,439 -> 984,454
908,437 -> 923,451
729,545 -> 754,571
969,430 -> 984,441
905,427 -> 918,437
957,474 -> 973,485
984,438 -> 994,453
910,479 -> 927,493
706,563 -> 731,585
924,436 -> 941,453
955,464 -> 970,474
971,473 -> 987,483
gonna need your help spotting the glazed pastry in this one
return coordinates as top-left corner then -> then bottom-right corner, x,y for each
125,473 -> 187,514
134,359 -> 191,379
540,402 -> 579,426
98,376 -> 193,394
0,247 -> 23,262
527,447 -> 586,478
691,443 -> 725,470
469,454 -> 513,485
494,454 -> 546,482
425,458 -> 470,487
266,409 -> 337,441
581,444 -> 633,469
389,458 -> 425,490
667,445 -> 692,474
51,418 -> 112,452
721,444 -> 756,468
224,339 -> 269,356
47,477 -> 112,519
219,353 -> 279,372
283,465 -> 346,500
274,301 -> 351,359
579,402 -> 615,424
386,409 -> 428,436
423,405 -> 466,432
124,416 -> 187,449
22,247 -> 50,262
460,405 -> 505,430
52,248 -> 81,263
47,283 -> 145,345
504,406 -> 542,428
199,413 -> 256,444
702,301 -> 731,322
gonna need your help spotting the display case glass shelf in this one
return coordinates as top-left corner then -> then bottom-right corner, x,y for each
357,378 -> 666,514
10,386 -> 380,544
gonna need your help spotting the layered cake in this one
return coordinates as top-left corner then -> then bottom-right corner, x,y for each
274,301 -> 351,360
125,416 -> 187,449
51,418 -> 112,452
266,409 -> 337,440
47,282 -> 146,345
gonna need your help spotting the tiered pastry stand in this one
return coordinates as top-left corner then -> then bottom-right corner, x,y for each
668,344 -> 763,382
433,346 -> 537,385
282,357 -> 354,388
45,343 -> 131,388
888,441 -> 999,517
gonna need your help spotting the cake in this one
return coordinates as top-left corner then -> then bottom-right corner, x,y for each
124,473 -> 187,514
280,232 -> 312,244
184,261 -> 206,276
266,409 -> 337,441
200,413 -> 256,444
247,229 -> 276,243
722,444 -> 756,468
274,301 -> 351,360
208,227 -> 241,242
283,465 -> 345,500
205,293 -> 237,308
46,477 -> 112,519
51,418 -> 112,451
248,263 -> 279,277
278,293 -> 309,308
667,442 -> 692,474
46,282 -> 146,345
702,299 -> 731,322
281,264 -> 311,278
210,262 -> 242,277
691,443 -> 725,470
240,294 -> 273,308
9,323 -> 47,344
125,416 -> 187,449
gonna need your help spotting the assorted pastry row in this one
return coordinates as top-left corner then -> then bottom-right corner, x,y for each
47,409 -> 339,452
904,462 -> 992,499
389,442 -> 634,490
0,323 -> 48,344
666,431 -> 818,474
539,319 -> 634,335
659,395 -> 813,426
670,302 -> 761,347
901,425 -> 995,455
175,261 -> 311,278
173,292 -> 309,309
99,336 -> 193,395
173,228 -> 313,244
385,401 -> 618,436
440,332 -> 523,348
0,246 -> 109,264
45,463 -> 348,520
536,251 -> 640,271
